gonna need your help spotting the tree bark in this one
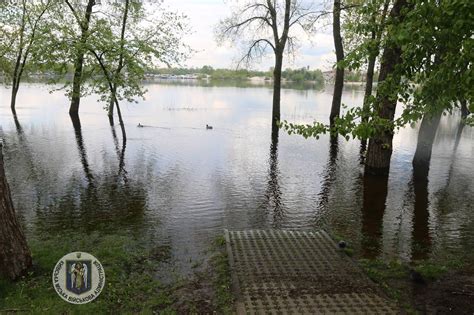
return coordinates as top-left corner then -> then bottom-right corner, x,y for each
361,173 -> 388,258
360,0 -> 390,152
0,142 -> 32,280
108,0 -> 129,126
108,92 -> 115,125
68,0 -> 95,117
412,111 -> 443,169
10,85 -> 19,114
460,100 -> 469,119
330,0 -> 344,126
365,0 -> 409,176
272,51 -> 283,128
411,164 -> 432,260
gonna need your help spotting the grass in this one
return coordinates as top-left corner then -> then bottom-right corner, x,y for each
0,231 -> 175,314
210,235 -> 233,314
0,232 -> 235,314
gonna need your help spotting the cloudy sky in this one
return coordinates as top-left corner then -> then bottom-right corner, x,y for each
165,0 -> 336,71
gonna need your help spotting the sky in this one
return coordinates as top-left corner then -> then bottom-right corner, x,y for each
165,0 -> 336,71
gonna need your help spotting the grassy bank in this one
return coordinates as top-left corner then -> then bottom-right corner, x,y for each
0,232 -> 233,314
342,249 -> 473,314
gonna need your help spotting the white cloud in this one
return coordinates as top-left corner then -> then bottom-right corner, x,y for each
165,0 -> 335,71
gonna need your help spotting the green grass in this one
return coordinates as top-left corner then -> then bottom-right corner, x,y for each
0,232 -> 236,314
209,236 -> 234,314
0,231 -> 174,314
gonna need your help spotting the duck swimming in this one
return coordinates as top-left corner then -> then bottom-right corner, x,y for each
137,123 -> 144,128
206,124 -> 213,130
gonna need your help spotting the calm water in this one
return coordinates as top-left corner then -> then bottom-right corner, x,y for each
1,82 -> 473,272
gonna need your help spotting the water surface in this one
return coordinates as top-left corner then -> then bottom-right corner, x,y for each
1,82 -> 472,273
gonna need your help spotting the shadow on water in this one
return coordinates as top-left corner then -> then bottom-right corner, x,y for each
33,115 -> 146,234
264,126 -> 284,227
70,114 -> 94,185
316,137 -> 339,220
361,174 -> 388,259
110,124 -> 127,182
12,111 -> 23,135
411,164 -> 432,260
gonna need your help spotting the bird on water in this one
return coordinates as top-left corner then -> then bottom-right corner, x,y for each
206,124 -> 213,130
137,123 -> 144,128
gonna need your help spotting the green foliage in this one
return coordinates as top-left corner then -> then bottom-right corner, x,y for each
282,67 -> 324,84
283,0 -> 473,140
0,0 -> 53,83
149,65 -> 325,84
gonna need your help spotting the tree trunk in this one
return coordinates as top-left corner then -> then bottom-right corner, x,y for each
412,111 -> 442,169
113,96 -> 127,143
460,100 -> 469,119
0,142 -> 32,280
361,173 -> 388,258
10,84 -> 19,113
360,0 -> 390,152
365,0 -> 409,176
68,0 -> 95,117
411,164 -> 432,260
108,92 -> 115,126
330,0 -> 344,126
272,51 -> 283,128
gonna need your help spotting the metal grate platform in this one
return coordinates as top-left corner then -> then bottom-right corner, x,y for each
225,229 -> 398,314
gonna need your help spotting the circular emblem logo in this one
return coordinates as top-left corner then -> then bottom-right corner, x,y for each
52,252 -> 106,304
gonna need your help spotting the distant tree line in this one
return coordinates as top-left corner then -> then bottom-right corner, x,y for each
149,65 -> 325,84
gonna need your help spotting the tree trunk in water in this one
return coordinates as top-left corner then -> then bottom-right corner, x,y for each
272,51 -> 283,129
112,94 -> 127,144
460,100 -> 469,119
108,91 -> 115,126
330,0 -> 344,126
360,36 -> 376,151
361,174 -> 388,258
0,142 -> 32,280
10,84 -> 19,114
68,0 -> 95,117
411,164 -> 432,260
365,0 -> 409,176
412,111 -> 442,169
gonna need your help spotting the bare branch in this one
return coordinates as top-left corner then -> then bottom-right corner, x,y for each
64,0 -> 83,28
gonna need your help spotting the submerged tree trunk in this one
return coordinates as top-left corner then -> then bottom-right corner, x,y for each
0,142 -> 32,280
68,0 -> 95,117
361,173 -> 388,258
330,0 -> 344,126
411,164 -> 432,260
365,0 -> 409,176
412,111 -> 443,169
10,85 -> 20,114
108,91 -> 115,125
272,51 -> 283,129
460,100 -> 469,119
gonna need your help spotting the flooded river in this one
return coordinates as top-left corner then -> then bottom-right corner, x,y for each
1,81 -> 472,273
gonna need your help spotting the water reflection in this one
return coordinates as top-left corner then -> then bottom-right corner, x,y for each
361,174 -> 388,258
0,83 -> 472,269
110,124 -> 127,181
70,115 -> 94,184
411,165 -> 432,260
265,128 -> 285,227
317,137 -> 339,216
